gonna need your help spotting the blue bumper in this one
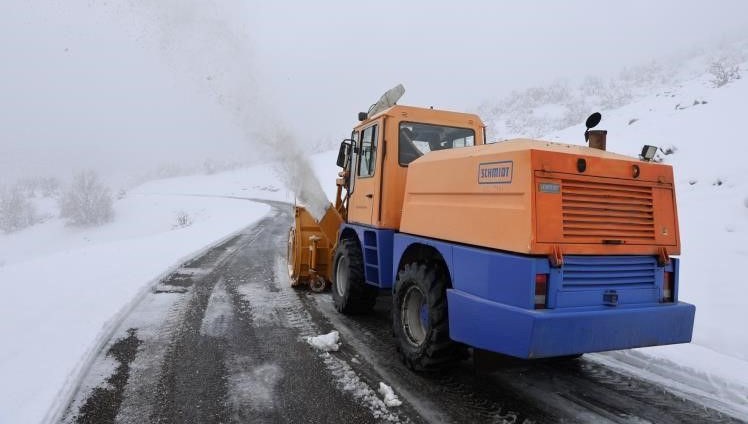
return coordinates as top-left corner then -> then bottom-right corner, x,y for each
447,289 -> 696,358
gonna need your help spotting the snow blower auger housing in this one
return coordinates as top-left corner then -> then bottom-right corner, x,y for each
288,138 -> 351,292
288,205 -> 343,292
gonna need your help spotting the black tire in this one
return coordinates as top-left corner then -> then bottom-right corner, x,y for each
393,261 -> 463,371
332,239 -> 377,314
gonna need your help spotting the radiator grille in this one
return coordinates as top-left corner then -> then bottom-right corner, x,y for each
561,179 -> 655,242
562,256 -> 657,289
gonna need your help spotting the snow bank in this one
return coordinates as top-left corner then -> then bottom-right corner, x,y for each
0,149 -> 343,424
306,331 -> 341,352
378,382 -> 402,407
0,171 -> 278,424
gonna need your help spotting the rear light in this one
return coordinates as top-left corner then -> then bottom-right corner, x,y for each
663,271 -> 674,302
535,274 -> 548,309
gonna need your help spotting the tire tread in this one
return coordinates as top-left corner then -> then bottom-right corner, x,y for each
332,239 -> 377,314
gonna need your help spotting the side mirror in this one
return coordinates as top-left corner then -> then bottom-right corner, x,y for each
336,141 -> 351,168
358,112 -> 368,121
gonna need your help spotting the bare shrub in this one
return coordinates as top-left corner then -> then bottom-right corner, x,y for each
559,98 -> 590,129
619,61 -> 669,87
39,177 -> 60,197
581,75 -> 605,97
601,80 -> 633,109
12,177 -> 60,198
16,178 -> 39,198
709,59 -> 741,87
0,185 -> 37,233
173,211 -> 193,229
203,159 -> 217,175
59,171 -> 114,226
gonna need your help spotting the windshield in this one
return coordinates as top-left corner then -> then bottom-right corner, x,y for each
398,122 -> 475,166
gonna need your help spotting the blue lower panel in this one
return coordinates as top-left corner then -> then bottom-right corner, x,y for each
447,289 -> 695,358
341,224 -> 395,288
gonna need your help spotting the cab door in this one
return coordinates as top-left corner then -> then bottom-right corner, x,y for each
347,120 -> 381,226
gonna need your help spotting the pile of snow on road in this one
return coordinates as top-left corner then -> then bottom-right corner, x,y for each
378,382 -> 402,407
306,330 -> 341,352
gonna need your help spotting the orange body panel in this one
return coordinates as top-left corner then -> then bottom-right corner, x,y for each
402,147 -> 534,252
347,106 -> 486,230
400,139 -> 680,256
342,105 -> 679,257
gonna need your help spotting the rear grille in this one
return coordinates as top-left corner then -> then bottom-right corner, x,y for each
562,256 -> 657,289
561,179 -> 655,242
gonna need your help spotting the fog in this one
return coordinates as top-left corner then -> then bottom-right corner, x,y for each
2,1 -> 748,187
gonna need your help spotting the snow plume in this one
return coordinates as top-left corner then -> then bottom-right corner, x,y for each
258,125 -> 330,219
120,0 -> 330,219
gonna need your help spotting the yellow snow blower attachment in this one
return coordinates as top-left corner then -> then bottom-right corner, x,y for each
287,142 -> 351,292
288,204 -> 343,292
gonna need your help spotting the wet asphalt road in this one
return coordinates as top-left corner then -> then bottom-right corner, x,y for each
58,201 -> 744,424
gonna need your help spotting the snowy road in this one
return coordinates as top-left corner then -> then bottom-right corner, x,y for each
58,202 -> 743,424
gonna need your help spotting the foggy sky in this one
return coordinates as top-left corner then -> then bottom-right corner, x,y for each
2,1 -> 748,184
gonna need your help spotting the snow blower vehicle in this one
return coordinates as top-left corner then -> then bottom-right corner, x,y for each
287,85 -> 695,370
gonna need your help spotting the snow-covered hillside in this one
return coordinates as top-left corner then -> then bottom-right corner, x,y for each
479,40 -> 748,142
546,58 -> 748,357
529,56 -> 748,415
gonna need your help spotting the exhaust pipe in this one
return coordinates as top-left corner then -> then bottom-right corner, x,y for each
587,130 -> 607,151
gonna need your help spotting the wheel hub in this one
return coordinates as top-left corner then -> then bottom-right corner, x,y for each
402,285 -> 428,347
309,276 -> 326,293
335,255 -> 350,297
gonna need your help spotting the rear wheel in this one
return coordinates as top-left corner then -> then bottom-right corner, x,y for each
393,261 -> 463,371
332,239 -> 377,314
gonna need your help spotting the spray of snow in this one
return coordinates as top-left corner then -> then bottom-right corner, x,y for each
118,0 -> 330,219
255,124 -> 330,219
305,330 -> 341,352
378,382 -> 402,407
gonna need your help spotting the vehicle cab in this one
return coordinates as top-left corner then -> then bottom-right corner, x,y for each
343,105 -> 486,230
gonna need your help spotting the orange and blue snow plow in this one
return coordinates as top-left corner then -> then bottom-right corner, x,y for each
288,86 -> 694,369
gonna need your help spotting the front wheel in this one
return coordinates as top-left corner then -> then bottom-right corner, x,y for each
332,239 -> 377,314
393,261 -> 463,371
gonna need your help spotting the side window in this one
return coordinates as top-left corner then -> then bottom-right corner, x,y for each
357,125 -> 378,178
452,135 -> 474,148
398,122 -> 475,166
